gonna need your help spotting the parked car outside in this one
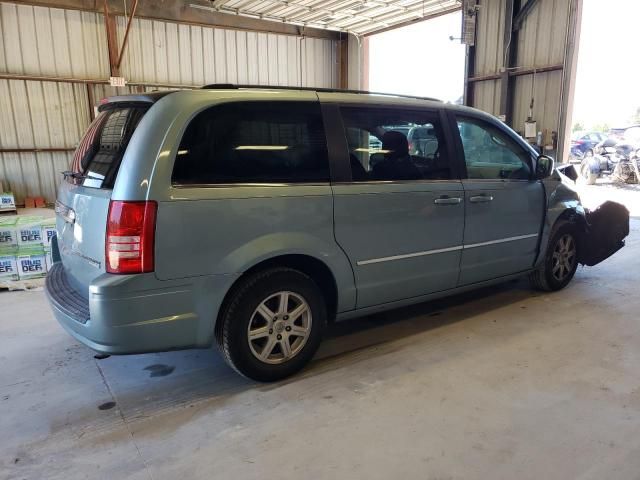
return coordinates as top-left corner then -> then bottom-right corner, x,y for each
570,131 -> 607,160
46,87 -> 628,381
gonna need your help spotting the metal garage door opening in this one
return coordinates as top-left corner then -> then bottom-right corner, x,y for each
368,11 -> 466,103
571,0 -> 640,146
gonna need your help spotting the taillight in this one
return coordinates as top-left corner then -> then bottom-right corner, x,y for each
105,200 -> 157,274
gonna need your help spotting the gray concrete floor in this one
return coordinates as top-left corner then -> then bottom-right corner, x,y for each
2,195 -> 640,479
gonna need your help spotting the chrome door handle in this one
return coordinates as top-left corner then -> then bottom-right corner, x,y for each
469,195 -> 494,203
434,196 -> 462,205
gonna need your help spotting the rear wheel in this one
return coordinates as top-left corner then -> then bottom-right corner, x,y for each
216,268 -> 326,382
530,222 -> 580,291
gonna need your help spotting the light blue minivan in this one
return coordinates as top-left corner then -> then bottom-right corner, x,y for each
46,86 -> 627,381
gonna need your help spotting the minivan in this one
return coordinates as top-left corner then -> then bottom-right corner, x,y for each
46,86 -> 628,381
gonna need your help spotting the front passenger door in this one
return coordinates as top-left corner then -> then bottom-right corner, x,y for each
454,115 -> 545,286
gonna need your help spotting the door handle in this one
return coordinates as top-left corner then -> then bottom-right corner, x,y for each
469,195 -> 494,203
434,196 -> 462,205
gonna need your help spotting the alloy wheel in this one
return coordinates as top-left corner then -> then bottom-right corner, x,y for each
247,291 -> 312,365
551,233 -> 577,282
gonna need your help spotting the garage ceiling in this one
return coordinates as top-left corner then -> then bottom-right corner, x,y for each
191,0 -> 462,35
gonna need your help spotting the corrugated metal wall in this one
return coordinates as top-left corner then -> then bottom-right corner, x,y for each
470,0 -> 573,148
511,0 -> 570,135
0,2 -> 338,204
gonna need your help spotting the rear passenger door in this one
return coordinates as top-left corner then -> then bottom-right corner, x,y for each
453,114 -> 545,285
324,100 -> 465,308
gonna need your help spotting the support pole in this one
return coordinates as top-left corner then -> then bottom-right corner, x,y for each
116,0 -> 139,72
103,0 -> 120,77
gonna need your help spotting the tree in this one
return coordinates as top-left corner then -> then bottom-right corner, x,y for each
591,122 -> 610,133
572,122 -> 584,132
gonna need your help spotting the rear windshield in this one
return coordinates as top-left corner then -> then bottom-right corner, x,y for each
69,105 -> 148,189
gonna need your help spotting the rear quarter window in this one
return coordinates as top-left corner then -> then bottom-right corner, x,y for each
70,105 -> 148,189
171,101 -> 329,185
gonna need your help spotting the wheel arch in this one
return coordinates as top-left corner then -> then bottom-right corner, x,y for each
215,254 -> 340,339
535,204 -> 588,268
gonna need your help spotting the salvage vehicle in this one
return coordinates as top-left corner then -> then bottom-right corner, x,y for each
46,86 -> 630,382
579,137 -> 640,185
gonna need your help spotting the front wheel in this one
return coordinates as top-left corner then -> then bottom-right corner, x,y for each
579,162 -> 598,185
216,268 -> 326,382
530,223 -> 580,291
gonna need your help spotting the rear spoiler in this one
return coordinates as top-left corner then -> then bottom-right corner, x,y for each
98,91 -> 175,111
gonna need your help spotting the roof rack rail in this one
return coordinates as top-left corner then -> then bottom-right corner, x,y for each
200,84 -> 442,102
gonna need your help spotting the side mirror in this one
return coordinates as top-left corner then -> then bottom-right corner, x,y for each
536,154 -> 554,179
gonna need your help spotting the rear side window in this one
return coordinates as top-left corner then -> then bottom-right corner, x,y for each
70,105 -> 148,189
340,106 -> 452,181
172,101 -> 329,185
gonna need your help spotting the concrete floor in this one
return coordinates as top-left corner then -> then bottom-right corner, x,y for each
2,191 -> 640,480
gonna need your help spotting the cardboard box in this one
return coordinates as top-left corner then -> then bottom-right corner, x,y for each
41,217 -> 57,248
0,192 -> 16,212
17,247 -> 47,280
16,216 -> 44,247
0,217 -> 18,247
0,247 -> 19,281
44,247 -> 54,272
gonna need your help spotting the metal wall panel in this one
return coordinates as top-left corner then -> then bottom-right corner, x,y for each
470,0 -> 574,148
516,0 -> 569,68
0,2 -> 339,203
116,16 -> 338,88
0,2 -> 109,79
473,0 -> 505,77
473,79 -> 501,116
0,78 -> 88,203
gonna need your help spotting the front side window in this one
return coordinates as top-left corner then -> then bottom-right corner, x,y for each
172,102 -> 329,185
456,117 -> 532,180
340,107 -> 452,182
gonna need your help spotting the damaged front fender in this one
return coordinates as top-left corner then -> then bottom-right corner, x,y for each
537,170 -> 629,268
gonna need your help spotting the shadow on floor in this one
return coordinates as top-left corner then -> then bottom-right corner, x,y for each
81,277 -> 541,433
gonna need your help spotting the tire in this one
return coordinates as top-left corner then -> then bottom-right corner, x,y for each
529,222 -> 580,292
216,267 -> 326,382
579,162 -> 598,185
585,149 -> 594,158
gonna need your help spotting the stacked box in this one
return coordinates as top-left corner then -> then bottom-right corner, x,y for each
16,246 -> 47,280
0,192 -> 16,212
1,214 -> 56,284
17,216 -> 44,247
0,217 -> 18,247
41,217 -> 57,249
0,247 -> 19,281
41,217 -> 57,272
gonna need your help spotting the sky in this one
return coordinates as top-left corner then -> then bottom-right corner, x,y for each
368,2 -> 640,129
572,0 -> 640,129
368,12 -> 466,103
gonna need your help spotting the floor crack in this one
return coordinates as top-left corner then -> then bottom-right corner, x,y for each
95,359 -> 155,480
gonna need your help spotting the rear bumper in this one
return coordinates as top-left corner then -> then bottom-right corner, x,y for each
45,262 -> 239,354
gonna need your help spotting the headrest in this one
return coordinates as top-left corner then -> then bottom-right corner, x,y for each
382,130 -> 409,157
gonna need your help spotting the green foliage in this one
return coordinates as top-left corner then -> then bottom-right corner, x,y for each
590,122 -> 610,133
572,122 -> 584,132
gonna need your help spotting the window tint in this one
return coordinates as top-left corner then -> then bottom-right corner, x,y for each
456,117 -> 532,180
340,107 -> 451,181
70,105 -> 148,189
172,102 -> 329,185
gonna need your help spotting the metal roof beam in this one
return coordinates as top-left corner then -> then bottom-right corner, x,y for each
513,0 -> 541,31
